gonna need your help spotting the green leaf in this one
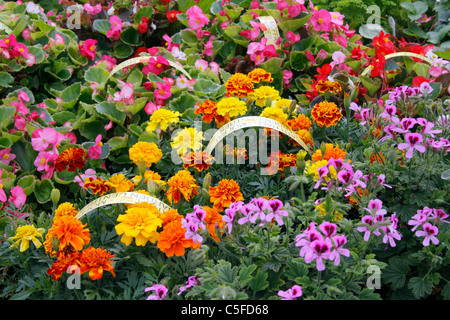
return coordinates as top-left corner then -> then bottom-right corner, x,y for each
17,175 -> 36,196
360,76 -> 381,96
180,29 -> 198,46
93,19 -> 111,33
0,71 -> 14,88
94,102 -> 126,124
408,277 -> 434,299
120,27 -> 141,46
383,257 -> 410,290
134,6 -> 154,23
169,93 -> 198,113
238,264 -> 257,285
0,106 -> 15,129
248,271 -> 269,292
290,51 -> 308,71
278,13 -> 312,33
108,135 -> 129,151
113,43 -> 133,59
358,288 -> 382,300
85,65 -> 110,84
61,82 -> 81,108
11,141 -> 38,172
34,178 -> 54,204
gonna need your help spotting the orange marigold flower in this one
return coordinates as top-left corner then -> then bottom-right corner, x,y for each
160,209 -> 183,227
311,143 -> 347,162
53,202 -> 78,220
157,219 -> 201,257
315,80 -> 342,94
47,251 -> 82,281
287,114 -> 312,131
129,141 -> 162,167
84,176 -> 111,196
209,179 -> 244,212
311,101 -> 343,127
79,246 -> 116,280
202,206 -> 225,242
165,170 -> 200,204
247,68 -> 273,83
55,147 -> 86,172
225,72 -> 254,98
44,215 -> 91,256
194,99 -> 230,127
293,129 -> 314,147
181,151 -> 215,172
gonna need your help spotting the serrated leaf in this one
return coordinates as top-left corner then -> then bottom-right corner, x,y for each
382,257 -> 410,290
248,271 -> 269,292
408,277 -> 434,299
238,264 -> 257,285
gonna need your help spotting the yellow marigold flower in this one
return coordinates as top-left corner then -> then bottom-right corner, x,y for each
305,160 -> 337,182
311,101 -> 343,127
53,202 -> 78,220
115,205 -> 162,246
146,108 -> 181,132
216,97 -> 248,118
209,179 -> 244,212
311,143 -> 347,162
165,169 -> 200,204
129,141 -> 163,167
247,68 -> 273,83
144,170 -> 166,186
171,127 -> 203,156
225,73 -> 254,98
105,173 -> 134,192
250,85 -> 281,107
274,98 -> 293,110
9,225 -> 45,252
260,106 -> 288,124
315,202 -> 343,221
294,129 -> 314,146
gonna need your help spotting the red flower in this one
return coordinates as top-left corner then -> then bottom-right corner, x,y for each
167,10 -> 182,23
406,44 -> 434,62
314,64 -> 332,80
55,147 -> 86,172
370,51 -> 386,77
372,30 -> 395,56
412,76 -> 429,88
138,17 -> 148,34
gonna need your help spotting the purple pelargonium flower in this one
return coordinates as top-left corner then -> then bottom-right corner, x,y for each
145,284 -> 168,300
265,199 -> 288,226
278,285 -> 303,300
398,132 -> 426,159
305,239 -> 332,271
415,223 -> 439,246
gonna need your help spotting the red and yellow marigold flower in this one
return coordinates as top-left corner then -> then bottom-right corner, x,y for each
209,179 -> 244,212
47,251 -> 82,281
84,176 -> 111,196
311,101 -> 343,127
247,68 -> 273,83
79,246 -> 116,280
181,151 -> 215,172
194,99 -> 230,127
165,169 -> 200,204
54,147 -> 86,172
225,72 -> 254,98
315,80 -> 342,94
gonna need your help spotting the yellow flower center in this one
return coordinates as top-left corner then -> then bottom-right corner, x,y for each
3,154 -> 9,159
318,18 -> 323,24
40,158 -> 46,165
98,141 -> 103,147
157,63 -> 162,68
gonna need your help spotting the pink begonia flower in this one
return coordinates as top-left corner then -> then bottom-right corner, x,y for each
0,178 -> 6,202
209,62 -> 220,74
203,39 -> 214,56
288,4 -> 302,18
113,82 -> 134,104
330,11 -> 345,26
107,15 -> 122,40
144,56 -> 169,76
285,31 -> 300,48
87,134 -> 103,160
398,132 -> 426,159
415,223 -> 439,246
176,74 -> 195,90
330,51 -> 346,68
79,39 -> 97,61
248,20 -> 261,40
145,284 -> 168,300
278,285 -> 303,300
64,132 -> 77,144
31,128 -> 64,152
310,9 -> 332,32
104,120 -> 113,131
154,81 -> 172,100
74,168 -> 97,187
9,186 -> 26,209
34,150 -> 58,173
305,49 -> 316,65
11,91 -> 29,116
0,148 -> 16,165
194,59 -> 209,71
0,33 -> 17,48
282,69 -> 293,84
186,5 -> 210,30
84,3 -> 102,15
144,101 -> 160,115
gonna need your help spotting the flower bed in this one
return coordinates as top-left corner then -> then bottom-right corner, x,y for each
0,0 -> 449,301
